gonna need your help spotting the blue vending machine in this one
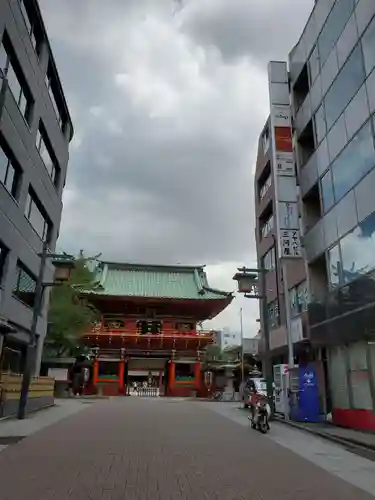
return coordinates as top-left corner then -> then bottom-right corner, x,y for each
290,363 -> 321,423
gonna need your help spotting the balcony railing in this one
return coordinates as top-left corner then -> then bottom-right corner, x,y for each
308,271 -> 375,328
86,327 -> 214,338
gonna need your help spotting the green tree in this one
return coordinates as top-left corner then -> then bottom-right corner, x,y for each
44,251 -> 100,358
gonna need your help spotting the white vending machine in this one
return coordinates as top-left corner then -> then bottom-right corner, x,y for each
273,364 -> 290,415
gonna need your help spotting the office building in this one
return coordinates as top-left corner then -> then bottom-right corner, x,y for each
291,0 -> 375,430
0,0 -> 73,374
255,117 -> 309,367
255,0 -> 375,430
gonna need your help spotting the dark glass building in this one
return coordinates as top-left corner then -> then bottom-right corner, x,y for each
290,0 -> 375,429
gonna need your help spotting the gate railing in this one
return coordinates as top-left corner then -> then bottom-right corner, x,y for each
129,387 -> 160,397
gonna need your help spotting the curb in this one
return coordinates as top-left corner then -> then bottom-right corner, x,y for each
0,403 -> 55,422
274,417 -> 375,455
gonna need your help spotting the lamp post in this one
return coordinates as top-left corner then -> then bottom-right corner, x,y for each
17,243 -> 74,419
233,267 -> 273,414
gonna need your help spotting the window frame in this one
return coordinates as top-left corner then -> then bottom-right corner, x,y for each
12,260 -> 37,309
45,65 -> 66,133
0,33 -> 34,125
24,189 -> 51,242
19,0 -> 44,58
0,135 -> 21,199
35,122 -> 58,185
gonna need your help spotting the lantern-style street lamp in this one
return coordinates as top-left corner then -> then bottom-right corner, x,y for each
233,267 -> 274,413
17,245 -> 75,419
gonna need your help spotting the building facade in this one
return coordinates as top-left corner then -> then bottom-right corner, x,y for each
214,327 -> 242,350
0,0 -> 73,374
290,0 -> 375,430
254,117 -> 309,364
255,0 -> 375,430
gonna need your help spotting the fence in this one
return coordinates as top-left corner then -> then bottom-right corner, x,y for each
130,386 -> 160,397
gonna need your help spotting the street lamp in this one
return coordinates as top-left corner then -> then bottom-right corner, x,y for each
233,267 -> 274,413
17,243 -> 75,419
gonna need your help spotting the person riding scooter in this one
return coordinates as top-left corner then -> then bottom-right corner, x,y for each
249,380 -> 270,430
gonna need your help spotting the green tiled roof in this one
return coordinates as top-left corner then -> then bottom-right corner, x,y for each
83,262 -> 233,301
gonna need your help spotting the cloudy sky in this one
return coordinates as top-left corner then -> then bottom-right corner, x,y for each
40,0 -> 314,337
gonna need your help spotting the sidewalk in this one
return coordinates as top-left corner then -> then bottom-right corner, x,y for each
0,398 -> 93,444
275,416 -> 375,450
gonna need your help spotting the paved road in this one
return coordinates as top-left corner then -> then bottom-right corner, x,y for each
0,398 -> 374,500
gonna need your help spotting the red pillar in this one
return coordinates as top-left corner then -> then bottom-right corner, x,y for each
118,359 -> 125,395
168,361 -> 175,395
194,362 -> 201,393
93,359 -> 99,391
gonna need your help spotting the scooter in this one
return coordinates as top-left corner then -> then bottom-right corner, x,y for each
249,399 -> 271,434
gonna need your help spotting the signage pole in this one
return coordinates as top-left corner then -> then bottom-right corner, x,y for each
282,259 -> 294,420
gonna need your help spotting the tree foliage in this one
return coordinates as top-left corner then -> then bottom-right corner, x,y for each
44,251 -> 99,358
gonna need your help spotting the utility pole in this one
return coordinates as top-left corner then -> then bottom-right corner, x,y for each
17,245 -> 74,419
240,307 -> 244,386
18,241 -> 49,419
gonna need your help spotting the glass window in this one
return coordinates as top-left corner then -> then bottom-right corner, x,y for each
46,68 -> 64,130
325,44 -> 366,131
316,138 -> 330,176
36,124 -> 57,183
12,262 -> 37,308
318,0 -> 355,67
332,121 -> 375,203
361,15 -> 375,75
296,281 -> 309,312
321,48 -> 339,96
340,211 -> 375,283
289,287 -> 298,317
20,1 -> 43,56
321,170 -> 335,213
0,139 -> 19,198
259,173 -> 271,200
0,37 -> 33,124
328,244 -> 341,287
314,104 -> 327,145
267,300 -> 279,329
261,215 -> 274,239
344,84 -> 370,140
336,14 -> 359,69
24,191 -> 50,241
327,114 -> 347,161
310,75 -> 323,113
366,67 -> 375,114
309,45 -> 320,84
262,247 -> 276,272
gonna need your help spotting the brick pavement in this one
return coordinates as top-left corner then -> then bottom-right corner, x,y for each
0,398 -> 374,500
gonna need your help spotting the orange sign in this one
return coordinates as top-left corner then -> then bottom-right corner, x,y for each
274,126 -> 293,153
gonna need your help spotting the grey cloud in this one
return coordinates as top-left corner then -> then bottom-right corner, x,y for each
181,0 -> 315,65
37,0 -> 308,334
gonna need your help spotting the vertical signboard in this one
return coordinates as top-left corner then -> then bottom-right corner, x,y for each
268,61 -> 301,259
